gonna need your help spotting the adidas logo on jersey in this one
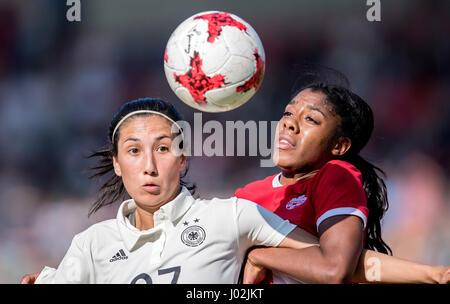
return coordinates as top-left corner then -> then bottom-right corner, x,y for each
286,195 -> 307,210
109,249 -> 128,262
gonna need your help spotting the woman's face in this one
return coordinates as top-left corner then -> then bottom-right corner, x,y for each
112,115 -> 186,211
274,88 -> 344,173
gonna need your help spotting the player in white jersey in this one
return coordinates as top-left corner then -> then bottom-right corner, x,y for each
26,97 -> 318,284
35,188 -> 298,283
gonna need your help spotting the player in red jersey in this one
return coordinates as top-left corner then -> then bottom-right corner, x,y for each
237,160 -> 368,241
236,73 -> 450,284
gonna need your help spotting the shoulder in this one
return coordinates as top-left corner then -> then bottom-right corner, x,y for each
188,196 -> 238,215
312,160 -> 369,230
320,159 -> 361,174
193,196 -> 238,205
235,174 -> 278,200
193,196 -> 255,211
236,175 -> 276,192
191,196 -> 260,215
71,219 -> 117,248
315,160 -> 363,186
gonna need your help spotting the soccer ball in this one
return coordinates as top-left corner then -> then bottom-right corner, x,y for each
164,11 -> 265,112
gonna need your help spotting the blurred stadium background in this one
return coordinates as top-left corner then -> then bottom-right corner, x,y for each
0,0 -> 449,283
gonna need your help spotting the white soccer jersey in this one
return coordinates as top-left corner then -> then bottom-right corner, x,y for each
35,187 -> 295,284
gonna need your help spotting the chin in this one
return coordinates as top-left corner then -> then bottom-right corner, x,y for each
273,152 -> 292,168
277,165 -> 296,174
274,160 -> 295,171
136,198 -> 167,211
134,191 -> 163,206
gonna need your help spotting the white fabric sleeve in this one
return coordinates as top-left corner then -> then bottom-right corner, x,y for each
34,266 -> 57,284
35,232 -> 93,284
234,198 -> 296,248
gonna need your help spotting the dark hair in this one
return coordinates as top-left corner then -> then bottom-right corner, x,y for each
292,69 -> 392,255
87,97 -> 196,217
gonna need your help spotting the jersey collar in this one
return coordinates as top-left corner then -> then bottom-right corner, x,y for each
272,173 -> 283,188
116,186 -> 195,252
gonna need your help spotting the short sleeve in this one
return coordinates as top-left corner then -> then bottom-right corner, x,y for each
234,198 -> 296,248
313,161 -> 369,232
35,232 -> 93,284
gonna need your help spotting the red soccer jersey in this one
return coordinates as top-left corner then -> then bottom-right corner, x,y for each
235,160 -> 369,238
235,160 -> 369,283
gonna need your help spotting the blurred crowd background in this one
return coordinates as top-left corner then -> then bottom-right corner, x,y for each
0,0 -> 449,283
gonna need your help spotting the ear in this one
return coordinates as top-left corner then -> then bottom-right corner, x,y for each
179,154 -> 187,172
331,137 -> 352,156
112,155 -> 122,177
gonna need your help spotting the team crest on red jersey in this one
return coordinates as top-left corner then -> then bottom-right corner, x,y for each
286,195 -> 307,210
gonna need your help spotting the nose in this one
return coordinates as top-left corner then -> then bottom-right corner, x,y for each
282,117 -> 299,134
144,151 -> 158,176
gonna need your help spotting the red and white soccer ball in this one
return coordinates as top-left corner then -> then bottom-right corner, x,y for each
164,11 -> 265,112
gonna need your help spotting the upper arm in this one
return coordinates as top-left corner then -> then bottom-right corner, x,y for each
235,198 -> 296,248
37,233 -> 93,284
317,214 -> 364,280
278,226 -> 319,249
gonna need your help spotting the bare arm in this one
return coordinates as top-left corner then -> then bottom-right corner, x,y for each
353,249 -> 450,284
276,224 -> 320,249
248,215 -> 363,283
245,214 -> 450,284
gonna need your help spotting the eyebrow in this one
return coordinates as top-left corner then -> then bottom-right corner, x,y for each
155,135 -> 171,141
124,137 -> 140,143
286,101 -> 326,117
123,135 -> 171,143
306,104 -> 326,117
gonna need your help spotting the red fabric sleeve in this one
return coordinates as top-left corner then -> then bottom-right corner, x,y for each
312,160 -> 369,232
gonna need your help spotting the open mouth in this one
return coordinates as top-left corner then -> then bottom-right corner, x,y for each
277,134 -> 295,149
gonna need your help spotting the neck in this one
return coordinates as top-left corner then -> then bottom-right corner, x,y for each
135,207 -> 155,231
279,169 -> 319,186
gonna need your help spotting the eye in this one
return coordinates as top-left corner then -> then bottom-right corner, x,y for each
305,116 -> 318,124
283,111 -> 292,117
156,145 -> 169,153
128,148 -> 139,155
